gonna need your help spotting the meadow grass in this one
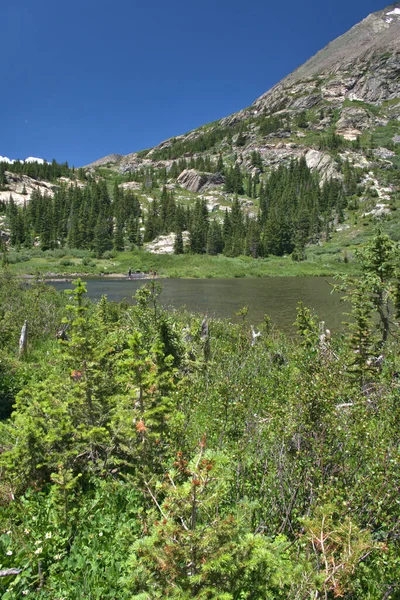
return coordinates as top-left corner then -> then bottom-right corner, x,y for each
3,248 -> 359,279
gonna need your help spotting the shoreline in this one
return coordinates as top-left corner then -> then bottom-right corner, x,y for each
18,272 -> 157,282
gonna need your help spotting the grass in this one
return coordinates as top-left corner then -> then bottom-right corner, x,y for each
2,248 -> 359,279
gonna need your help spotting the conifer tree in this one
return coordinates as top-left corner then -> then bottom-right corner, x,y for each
174,229 -> 184,254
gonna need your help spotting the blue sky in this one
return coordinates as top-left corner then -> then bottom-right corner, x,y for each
0,0 -> 392,166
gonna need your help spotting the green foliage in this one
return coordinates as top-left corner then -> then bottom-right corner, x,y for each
336,229 -> 400,385
1,266 -> 400,598
124,449 -> 310,599
0,158 -> 73,181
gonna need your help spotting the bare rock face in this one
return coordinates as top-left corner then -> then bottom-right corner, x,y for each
336,106 -> 372,139
118,181 -> 142,192
145,231 -> 190,254
85,153 -> 123,168
305,150 -> 342,182
177,169 -> 224,193
87,4 -> 400,193
0,172 -> 55,206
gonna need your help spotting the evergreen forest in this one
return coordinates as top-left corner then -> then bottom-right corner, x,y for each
2,158 -> 354,262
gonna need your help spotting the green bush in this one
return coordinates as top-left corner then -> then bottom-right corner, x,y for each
59,258 -> 74,267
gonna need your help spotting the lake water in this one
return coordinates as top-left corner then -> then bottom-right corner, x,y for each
49,277 -> 346,335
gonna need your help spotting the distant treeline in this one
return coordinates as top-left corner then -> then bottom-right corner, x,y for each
0,159 -> 75,186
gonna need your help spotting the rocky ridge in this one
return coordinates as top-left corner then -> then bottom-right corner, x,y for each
0,172 -> 86,206
86,3 -> 400,188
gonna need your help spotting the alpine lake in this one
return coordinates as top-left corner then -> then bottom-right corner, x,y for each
50,276 -> 346,335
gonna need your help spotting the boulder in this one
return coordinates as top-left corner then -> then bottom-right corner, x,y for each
177,169 -> 224,193
373,147 -> 395,160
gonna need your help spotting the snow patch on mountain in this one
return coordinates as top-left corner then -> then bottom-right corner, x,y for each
386,8 -> 400,16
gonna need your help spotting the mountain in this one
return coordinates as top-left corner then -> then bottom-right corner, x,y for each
2,5 -> 400,261
87,3 -> 400,171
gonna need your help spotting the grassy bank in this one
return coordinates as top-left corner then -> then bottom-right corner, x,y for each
3,247 -> 359,278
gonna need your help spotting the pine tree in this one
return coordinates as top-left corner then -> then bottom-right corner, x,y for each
174,230 -> 184,254
207,220 -> 223,255
113,218 -> 125,252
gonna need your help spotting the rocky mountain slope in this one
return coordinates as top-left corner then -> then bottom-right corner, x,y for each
80,4 -> 400,255
87,3 -> 400,173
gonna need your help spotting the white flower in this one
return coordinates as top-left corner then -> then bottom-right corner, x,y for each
34,547 -> 43,554
6,530 -> 12,535
6,550 -> 13,556
55,554 -> 62,560
22,591 -> 29,596
24,528 -> 31,535
98,532 -> 103,537
45,532 -> 52,539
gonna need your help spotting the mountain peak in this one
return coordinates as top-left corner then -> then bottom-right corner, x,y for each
88,4 -> 400,169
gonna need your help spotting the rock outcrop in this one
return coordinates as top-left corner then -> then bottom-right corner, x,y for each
336,107 -> 373,139
86,3 -> 400,197
0,172 -> 55,205
305,150 -> 342,182
145,231 -> 190,254
177,169 -> 224,193
84,153 -> 123,168
118,181 -> 142,192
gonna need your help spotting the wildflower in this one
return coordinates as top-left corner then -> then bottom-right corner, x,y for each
24,528 -> 31,535
6,550 -> 13,556
34,547 -> 43,554
54,554 -> 62,560
45,532 -> 52,539
22,591 -> 29,596
98,531 -> 103,537
6,530 -> 12,535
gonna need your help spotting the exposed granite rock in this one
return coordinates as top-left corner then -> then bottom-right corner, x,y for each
0,172 -> 55,206
85,153 -> 123,168
336,107 -> 372,139
177,169 -> 224,193
145,231 -> 190,254
363,203 -> 391,218
305,150 -> 342,182
373,147 -> 396,159
0,172 -> 87,206
118,181 -> 142,192
87,4 -> 400,196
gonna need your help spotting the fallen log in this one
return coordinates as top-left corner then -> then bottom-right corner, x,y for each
0,568 -> 22,577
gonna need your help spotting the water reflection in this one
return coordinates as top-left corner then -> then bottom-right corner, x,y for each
50,277 -> 345,334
